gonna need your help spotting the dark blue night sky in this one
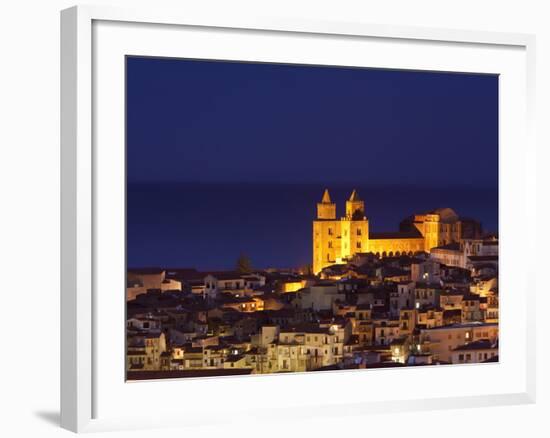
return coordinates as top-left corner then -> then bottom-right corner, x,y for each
126,57 -> 498,270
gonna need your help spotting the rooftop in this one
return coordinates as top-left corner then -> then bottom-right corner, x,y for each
205,271 -> 247,280
421,322 -> 498,331
453,339 -> 498,351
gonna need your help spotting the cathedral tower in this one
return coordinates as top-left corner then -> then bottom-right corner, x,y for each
313,189 -> 340,275
345,189 -> 365,219
313,189 -> 369,275
341,189 -> 369,261
317,189 -> 336,219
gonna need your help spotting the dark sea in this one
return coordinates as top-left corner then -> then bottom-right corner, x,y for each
127,182 -> 498,271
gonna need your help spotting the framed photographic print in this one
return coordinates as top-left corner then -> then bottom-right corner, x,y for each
61,5 -> 536,433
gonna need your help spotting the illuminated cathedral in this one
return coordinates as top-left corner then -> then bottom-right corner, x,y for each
312,189 -> 481,274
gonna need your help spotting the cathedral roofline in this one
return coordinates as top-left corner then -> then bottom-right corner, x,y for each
348,189 -> 361,202
320,189 -> 332,204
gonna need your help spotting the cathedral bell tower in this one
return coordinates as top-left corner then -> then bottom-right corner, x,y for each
313,188 -> 369,275
317,188 -> 336,219
313,189 -> 338,275
340,189 -> 369,261
345,189 -> 365,219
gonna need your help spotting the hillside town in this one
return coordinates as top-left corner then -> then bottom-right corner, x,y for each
126,190 -> 498,379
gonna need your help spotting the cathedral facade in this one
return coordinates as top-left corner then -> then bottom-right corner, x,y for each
312,189 -> 481,274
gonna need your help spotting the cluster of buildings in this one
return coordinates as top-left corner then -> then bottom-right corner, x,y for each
126,189 -> 498,379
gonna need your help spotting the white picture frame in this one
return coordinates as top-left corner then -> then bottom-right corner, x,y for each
61,4 -> 536,433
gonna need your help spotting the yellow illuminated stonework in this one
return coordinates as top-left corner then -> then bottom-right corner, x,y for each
313,189 -> 368,275
312,189 -> 468,274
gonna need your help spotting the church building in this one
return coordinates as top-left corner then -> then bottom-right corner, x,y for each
312,189 -> 481,274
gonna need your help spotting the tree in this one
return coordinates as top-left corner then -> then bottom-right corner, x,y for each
236,253 -> 252,274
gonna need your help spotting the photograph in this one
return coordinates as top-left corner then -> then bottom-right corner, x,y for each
125,56 -> 499,380
1,0 -> 543,435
